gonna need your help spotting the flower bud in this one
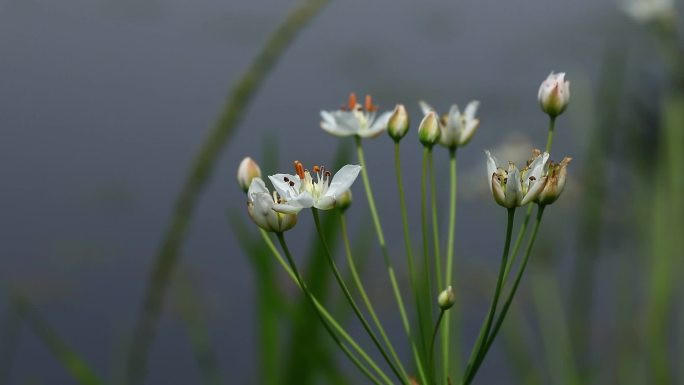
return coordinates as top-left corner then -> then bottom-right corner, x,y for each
438,286 -> 455,310
237,157 -> 262,192
387,104 -> 409,141
538,72 -> 570,118
337,190 -> 353,212
536,156 -> 572,205
418,111 -> 440,147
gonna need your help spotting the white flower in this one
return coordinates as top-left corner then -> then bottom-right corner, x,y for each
420,100 -> 480,149
320,93 -> 392,138
247,177 -> 297,232
622,0 -> 674,23
486,150 -> 549,208
538,72 -> 570,118
268,161 -> 362,213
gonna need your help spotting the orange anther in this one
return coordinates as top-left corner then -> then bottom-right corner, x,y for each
294,160 -> 305,179
313,165 -> 320,173
348,93 -> 357,110
365,95 -> 376,112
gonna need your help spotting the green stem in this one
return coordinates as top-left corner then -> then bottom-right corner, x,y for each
429,149 -> 443,291
421,147 -> 435,344
443,147 -> 458,382
275,232 -> 389,385
394,141 -> 430,385
356,137 -> 421,373
312,209 -> 408,385
545,117 -> 556,153
339,213 -> 410,382
472,206 -> 546,382
462,208 -> 516,385
429,310 -> 446,384
264,230 -> 391,385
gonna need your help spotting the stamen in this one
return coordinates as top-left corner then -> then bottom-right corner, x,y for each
365,95 -> 377,112
289,181 -> 295,187
313,165 -> 320,174
294,160 -> 305,179
529,176 -> 536,181
348,93 -> 357,110
283,176 -> 289,182
325,171 -> 331,178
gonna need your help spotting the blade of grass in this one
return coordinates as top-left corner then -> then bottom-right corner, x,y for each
173,273 -> 223,385
11,294 -> 103,385
125,0 -> 331,382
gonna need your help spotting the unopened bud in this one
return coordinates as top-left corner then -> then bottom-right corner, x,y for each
337,190 -> 353,211
418,111 -> 440,147
538,72 -> 570,118
438,286 -> 455,310
387,104 -> 409,141
237,157 -> 261,192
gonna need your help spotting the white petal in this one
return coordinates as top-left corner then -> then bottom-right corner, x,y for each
362,111 -> 392,138
464,100 -> 480,121
485,150 -> 498,191
446,104 -> 462,130
505,165 -> 521,207
521,176 -> 547,205
419,101 -> 435,116
528,152 -> 549,180
272,192 -> 313,214
247,177 -> 268,201
327,164 -> 362,197
268,174 -> 300,200
491,174 -> 506,207
314,196 -> 336,210
458,119 -> 480,146
320,110 -> 360,137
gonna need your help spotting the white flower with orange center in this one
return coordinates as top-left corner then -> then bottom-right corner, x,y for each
320,93 -> 392,138
269,161 -> 362,213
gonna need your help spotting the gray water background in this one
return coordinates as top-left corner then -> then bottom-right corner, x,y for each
0,0 -> 655,383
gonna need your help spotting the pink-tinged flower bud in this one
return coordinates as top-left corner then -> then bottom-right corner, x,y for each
538,72 -> 570,118
438,286 -> 455,310
418,111 -> 440,147
387,104 -> 410,141
237,157 -> 262,192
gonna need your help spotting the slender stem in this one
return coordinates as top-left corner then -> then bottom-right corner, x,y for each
264,230 -> 391,385
394,141 -> 430,385
124,1 -> 330,381
312,209 -> 408,385
443,147 -> 458,382
356,137 -> 422,373
429,149 -> 443,291
545,116 -> 556,153
470,206 -> 546,383
339,213 -> 410,382
275,232 -> 389,385
429,310 -> 446,384
462,208 -> 516,385
421,147 -> 435,340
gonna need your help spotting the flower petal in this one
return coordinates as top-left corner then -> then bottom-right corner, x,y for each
505,165 -> 521,207
458,118 -> 480,146
464,100 -> 480,121
314,196 -> 336,210
521,176 -> 547,205
272,191 -> 313,214
485,150 -> 498,191
268,174 -> 300,200
419,101 -> 435,116
327,164 -> 362,197
361,111 -> 392,138
320,110 -> 360,137
247,177 -> 269,200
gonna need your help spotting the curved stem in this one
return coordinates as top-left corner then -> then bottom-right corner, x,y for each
312,209 -> 408,385
462,208 -> 516,385
275,232 -> 388,385
429,150 -> 443,291
442,147 -> 458,381
394,141 -> 430,385
429,310 -> 446,385
339,213 -> 410,382
469,205 -> 546,382
263,230 -> 391,385
356,137 -> 423,374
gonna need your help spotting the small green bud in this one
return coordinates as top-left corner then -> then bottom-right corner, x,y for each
337,190 -> 353,212
438,286 -> 455,310
387,104 -> 409,141
237,157 -> 262,192
418,111 -> 440,147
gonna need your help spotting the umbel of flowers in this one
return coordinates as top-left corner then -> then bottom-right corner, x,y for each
239,73 -> 572,385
